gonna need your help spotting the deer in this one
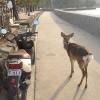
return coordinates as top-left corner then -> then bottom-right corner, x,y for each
61,32 -> 94,88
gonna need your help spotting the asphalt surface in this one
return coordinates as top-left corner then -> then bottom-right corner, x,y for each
35,11 -> 100,100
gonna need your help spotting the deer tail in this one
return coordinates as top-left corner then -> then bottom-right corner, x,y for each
83,53 -> 94,64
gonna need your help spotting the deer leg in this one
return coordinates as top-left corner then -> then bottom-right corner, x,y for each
78,62 -> 85,87
69,58 -> 74,78
85,69 -> 88,88
84,64 -> 88,88
78,70 -> 85,87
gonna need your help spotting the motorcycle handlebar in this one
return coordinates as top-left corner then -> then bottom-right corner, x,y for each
17,32 -> 38,37
5,31 -> 37,43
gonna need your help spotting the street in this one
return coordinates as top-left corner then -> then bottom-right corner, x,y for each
35,11 -> 100,100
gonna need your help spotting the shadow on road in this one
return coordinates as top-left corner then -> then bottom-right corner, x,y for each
50,77 -> 71,100
72,87 -> 87,100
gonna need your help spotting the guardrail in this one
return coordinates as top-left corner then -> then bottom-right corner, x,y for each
54,9 -> 100,37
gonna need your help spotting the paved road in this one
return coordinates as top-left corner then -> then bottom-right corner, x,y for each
35,11 -> 100,100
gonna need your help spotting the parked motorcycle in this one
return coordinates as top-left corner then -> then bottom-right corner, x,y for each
14,31 -> 36,64
6,49 -> 31,100
0,28 -> 36,100
0,48 -> 32,100
10,22 -> 37,65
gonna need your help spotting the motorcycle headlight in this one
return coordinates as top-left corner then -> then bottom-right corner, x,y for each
0,28 -> 7,35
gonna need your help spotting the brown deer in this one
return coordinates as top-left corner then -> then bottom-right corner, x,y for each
61,32 -> 94,88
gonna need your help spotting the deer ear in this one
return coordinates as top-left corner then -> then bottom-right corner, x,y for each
70,33 -> 74,37
61,32 -> 65,37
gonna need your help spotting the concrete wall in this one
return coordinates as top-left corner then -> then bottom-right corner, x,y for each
53,0 -> 96,8
54,10 -> 100,37
96,0 -> 100,7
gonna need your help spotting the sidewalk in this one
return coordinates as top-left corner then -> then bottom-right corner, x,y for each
19,12 -> 39,20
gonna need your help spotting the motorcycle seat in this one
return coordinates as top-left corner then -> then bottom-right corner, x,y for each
8,49 -> 31,59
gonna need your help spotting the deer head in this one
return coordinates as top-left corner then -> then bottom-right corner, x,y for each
61,32 -> 74,43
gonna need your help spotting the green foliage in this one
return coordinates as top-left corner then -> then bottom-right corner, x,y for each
38,0 -> 51,7
18,0 -> 40,6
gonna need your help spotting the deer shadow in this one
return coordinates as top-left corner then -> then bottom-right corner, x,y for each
50,76 -> 87,100
72,86 -> 87,100
50,77 -> 71,100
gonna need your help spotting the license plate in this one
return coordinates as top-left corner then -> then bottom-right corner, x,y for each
8,69 -> 22,76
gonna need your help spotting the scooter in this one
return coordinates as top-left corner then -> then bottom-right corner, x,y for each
14,31 -> 36,64
0,28 -> 36,100
6,49 -> 31,100
0,48 -> 31,100
10,22 -> 37,65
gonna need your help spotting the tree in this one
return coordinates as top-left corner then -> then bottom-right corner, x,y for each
11,0 -> 19,20
16,0 -> 40,15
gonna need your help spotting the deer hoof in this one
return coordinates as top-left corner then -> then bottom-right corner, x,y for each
69,74 -> 72,78
85,84 -> 87,88
78,83 -> 81,87
72,70 -> 74,73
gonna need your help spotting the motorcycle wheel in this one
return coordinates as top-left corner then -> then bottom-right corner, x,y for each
8,88 -> 27,100
17,89 -> 27,100
8,94 -> 18,100
20,90 -> 27,100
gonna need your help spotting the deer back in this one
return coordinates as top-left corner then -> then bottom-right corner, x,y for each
61,32 -> 93,62
67,43 -> 91,60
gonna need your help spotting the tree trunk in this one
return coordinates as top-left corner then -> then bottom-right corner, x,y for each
11,0 -> 19,20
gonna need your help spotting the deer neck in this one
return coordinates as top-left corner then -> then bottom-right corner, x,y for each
63,40 -> 70,50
